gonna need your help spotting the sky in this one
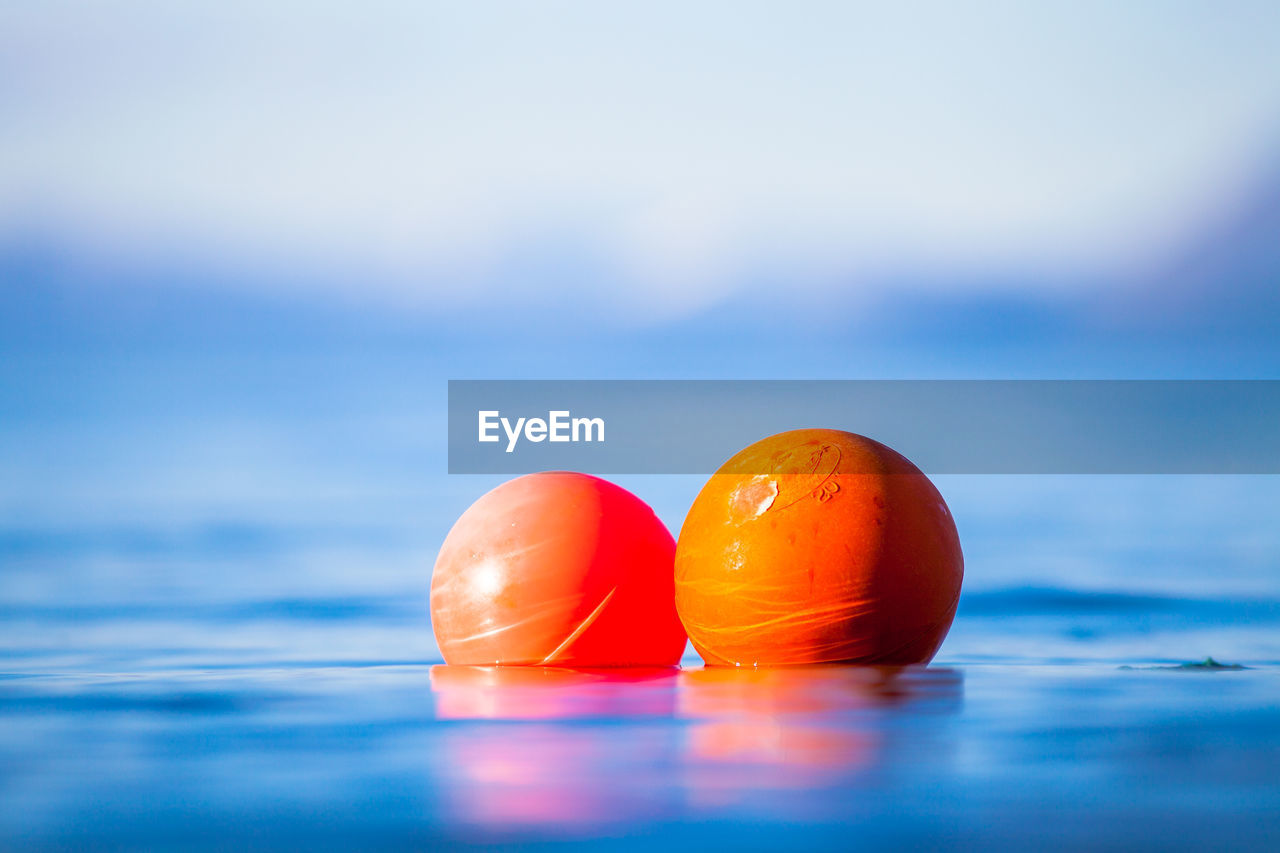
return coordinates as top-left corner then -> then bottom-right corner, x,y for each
3,1 -> 1280,326
3,3 -> 1280,663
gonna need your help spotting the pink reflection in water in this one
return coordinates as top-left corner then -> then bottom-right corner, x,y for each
426,664 -> 961,832
438,725 -> 674,831
429,665 -> 682,832
430,665 -> 679,719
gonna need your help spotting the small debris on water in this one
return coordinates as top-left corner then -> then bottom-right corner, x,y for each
1119,657 -> 1248,671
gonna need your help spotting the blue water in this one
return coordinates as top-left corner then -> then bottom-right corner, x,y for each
3,345 -> 1280,849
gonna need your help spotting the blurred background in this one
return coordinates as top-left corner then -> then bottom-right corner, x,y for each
5,3 -> 1280,848
3,0 -> 1280,672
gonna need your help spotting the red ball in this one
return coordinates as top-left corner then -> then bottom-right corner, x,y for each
675,429 -> 963,666
431,472 -> 686,666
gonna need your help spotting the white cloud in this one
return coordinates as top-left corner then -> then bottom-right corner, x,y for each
3,1 -> 1280,318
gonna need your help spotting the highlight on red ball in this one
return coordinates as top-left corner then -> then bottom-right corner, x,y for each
430,471 -> 687,667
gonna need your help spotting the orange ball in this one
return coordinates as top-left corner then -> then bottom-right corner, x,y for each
674,429 -> 963,666
431,472 -> 686,666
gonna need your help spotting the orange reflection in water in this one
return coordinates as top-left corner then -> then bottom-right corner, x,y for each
425,664 -> 961,832
677,666 -> 963,801
678,665 -> 960,717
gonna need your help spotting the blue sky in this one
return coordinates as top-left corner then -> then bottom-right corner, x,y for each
3,1 -> 1280,328
3,4 -> 1280,663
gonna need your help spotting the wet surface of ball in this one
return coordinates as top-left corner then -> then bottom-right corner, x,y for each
675,429 -> 963,666
432,472 -> 686,666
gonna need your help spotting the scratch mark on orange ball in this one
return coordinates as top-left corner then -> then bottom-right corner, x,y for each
674,429 -> 963,667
